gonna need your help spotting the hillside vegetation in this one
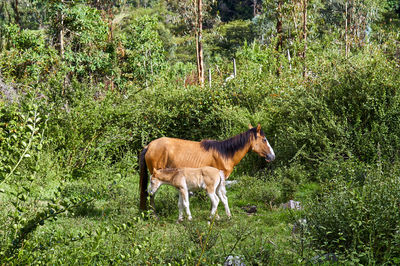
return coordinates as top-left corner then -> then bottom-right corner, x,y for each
1,0 -> 400,264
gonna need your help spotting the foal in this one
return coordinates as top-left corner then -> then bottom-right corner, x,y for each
148,166 -> 231,222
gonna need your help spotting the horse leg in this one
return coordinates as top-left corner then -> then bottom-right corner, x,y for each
181,188 -> 192,221
177,193 -> 184,223
147,183 -> 159,219
217,182 -> 231,218
208,192 -> 220,220
150,194 -> 156,209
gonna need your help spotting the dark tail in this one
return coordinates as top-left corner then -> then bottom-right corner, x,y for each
139,147 -> 149,210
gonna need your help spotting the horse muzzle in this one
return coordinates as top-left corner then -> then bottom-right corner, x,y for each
148,188 -> 155,196
265,153 -> 275,162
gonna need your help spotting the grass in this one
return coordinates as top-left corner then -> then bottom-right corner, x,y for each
1,161 -> 314,264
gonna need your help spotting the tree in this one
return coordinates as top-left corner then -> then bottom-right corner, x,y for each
320,0 -> 388,54
0,0 -> 47,29
196,0 -> 204,86
120,15 -> 165,86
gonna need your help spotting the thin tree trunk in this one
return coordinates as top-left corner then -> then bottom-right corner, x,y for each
16,0 -> 20,26
276,0 -> 283,52
60,0 -> 64,59
345,0 -> 348,57
195,31 -> 200,83
60,0 -> 65,96
350,0 -> 354,48
233,58 -> 237,77
208,68 -> 211,88
108,6 -> 114,91
276,0 -> 283,76
196,0 -> 204,86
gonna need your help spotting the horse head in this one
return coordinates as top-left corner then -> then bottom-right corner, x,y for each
249,124 -> 275,162
148,168 -> 163,196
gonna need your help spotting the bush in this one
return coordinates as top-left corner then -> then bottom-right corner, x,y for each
236,175 -> 281,207
305,165 -> 400,264
0,25 -> 61,86
206,20 -> 255,58
268,48 -> 400,171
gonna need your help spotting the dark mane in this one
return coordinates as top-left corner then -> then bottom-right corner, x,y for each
200,127 -> 265,158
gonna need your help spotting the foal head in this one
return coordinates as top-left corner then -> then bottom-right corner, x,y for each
149,168 -> 177,195
249,124 -> 275,162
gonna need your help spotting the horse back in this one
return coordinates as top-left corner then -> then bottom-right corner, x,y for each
145,137 -> 214,171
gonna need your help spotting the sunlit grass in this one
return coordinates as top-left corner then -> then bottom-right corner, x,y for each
6,161 -> 305,264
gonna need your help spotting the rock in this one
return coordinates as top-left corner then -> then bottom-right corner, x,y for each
241,205 -> 257,214
225,180 -> 238,189
224,255 -> 245,266
281,200 -> 302,210
310,253 -> 338,264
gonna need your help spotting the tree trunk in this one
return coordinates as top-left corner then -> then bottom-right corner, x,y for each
276,0 -> 283,52
11,0 -> 20,26
60,0 -> 64,59
196,0 -> 204,86
276,0 -> 283,76
108,6 -> 114,91
60,0 -> 65,95
345,0 -> 348,57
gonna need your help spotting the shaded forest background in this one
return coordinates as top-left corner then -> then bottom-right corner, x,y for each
1,0 -> 400,264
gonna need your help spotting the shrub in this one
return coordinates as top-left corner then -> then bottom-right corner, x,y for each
207,20 -> 255,58
236,175 -> 281,207
120,14 -> 166,85
305,165 -> 400,264
0,25 -> 61,86
268,48 -> 400,171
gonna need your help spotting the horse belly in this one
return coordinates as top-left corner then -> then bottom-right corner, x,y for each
185,176 -> 206,192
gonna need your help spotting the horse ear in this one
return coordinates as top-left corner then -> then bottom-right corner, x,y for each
256,124 -> 261,133
248,124 -> 253,129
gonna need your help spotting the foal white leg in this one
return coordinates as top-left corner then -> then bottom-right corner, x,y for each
217,182 -> 231,218
208,192 -> 220,220
177,193 -> 184,223
181,188 -> 192,221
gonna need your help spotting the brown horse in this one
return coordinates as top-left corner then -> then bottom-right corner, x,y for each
139,124 -> 275,210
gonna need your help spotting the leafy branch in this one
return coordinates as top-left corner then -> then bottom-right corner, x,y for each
2,196 -> 94,262
1,108 -> 40,184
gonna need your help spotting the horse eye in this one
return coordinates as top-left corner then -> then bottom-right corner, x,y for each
263,138 -> 267,143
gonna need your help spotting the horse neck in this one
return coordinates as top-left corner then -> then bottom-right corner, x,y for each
229,141 -> 252,167
155,171 -> 177,184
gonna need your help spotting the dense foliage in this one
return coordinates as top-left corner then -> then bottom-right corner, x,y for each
1,0 -> 400,264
